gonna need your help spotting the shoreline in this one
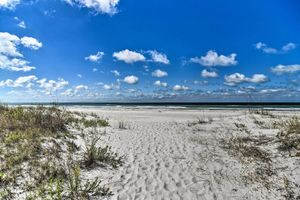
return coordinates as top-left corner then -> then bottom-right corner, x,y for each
8,103 -> 300,111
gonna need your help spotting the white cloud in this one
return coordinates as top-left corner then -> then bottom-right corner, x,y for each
154,80 -> 167,87
124,75 -> 139,84
255,42 -> 296,54
148,50 -> 170,64
0,75 -> 37,87
85,51 -> 104,62
37,78 -> 69,94
127,89 -> 136,93
271,64 -> 300,75
0,55 -> 35,71
64,0 -> 120,15
224,73 -> 268,86
61,89 -> 74,97
44,9 -> 57,17
113,49 -> 145,64
0,32 -> 41,72
152,69 -> 168,78
92,68 -> 98,72
173,85 -> 189,91
14,17 -> 26,29
190,50 -> 237,67
282,43 -> 297,52
255,42 -> 277,54
259,89 -> 284,94
77,74 -> 82,78
20,37 -> 43,50
201,69 -> 218,78
0,32 -> 23,57
110,70 -> 120,76
250,74 -> 268,83
75,84 -> 88,90
18,21 -> 26,29
0,0 -> 20,9
143,65 -> 149,72
103,84 -> 113,90
61,84 -> 88,97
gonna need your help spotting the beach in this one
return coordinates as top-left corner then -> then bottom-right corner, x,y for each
67,106 -> 300,200
1,105 -> 299,199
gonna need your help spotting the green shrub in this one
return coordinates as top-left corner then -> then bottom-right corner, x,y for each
83,137 -> 122,168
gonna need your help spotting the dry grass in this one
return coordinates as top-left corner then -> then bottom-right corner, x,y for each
249,109 -> 276,118
277,117 -> 300,156
224,136 -> 271,163
187,117 -> 213,126
83,137 -> 123,168
234,123 -> 251,134
0,105 -> 116,199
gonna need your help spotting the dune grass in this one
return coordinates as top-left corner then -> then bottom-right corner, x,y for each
0,105 -> 117,199
83,137 -> 123,168
277,117 -> 300,156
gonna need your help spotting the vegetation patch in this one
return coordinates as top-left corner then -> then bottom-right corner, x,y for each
187,117 -> 213,126
234,123 -> 251,134
249,109 -> 276,118
277,117 -> 300,156
83,137 -> 123,168
0,105 -> 118,199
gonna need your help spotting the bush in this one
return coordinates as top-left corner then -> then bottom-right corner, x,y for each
83,137 -> 123,168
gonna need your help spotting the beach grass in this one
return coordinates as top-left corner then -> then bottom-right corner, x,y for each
0,105 -> 117,199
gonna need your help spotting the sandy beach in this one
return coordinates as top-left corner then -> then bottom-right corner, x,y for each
66,106 -> 300,200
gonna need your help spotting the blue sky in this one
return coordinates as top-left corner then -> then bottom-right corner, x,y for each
0,0 -> 300,102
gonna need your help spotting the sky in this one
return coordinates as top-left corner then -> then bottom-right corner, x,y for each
0,0 -> 300,102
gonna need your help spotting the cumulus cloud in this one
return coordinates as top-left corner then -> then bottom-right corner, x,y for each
21,37 -> 43,50
0,32 -> 23,57
148,50 -> 170,64
0,0 -> 20,9
113,49 -> 145,64
152,69 -> 168,78
190,50 -> 237,67
154,80 -> 167,87
61,89 -> 74,97
75,84 -> 88,90
0,32 -> 42,72
0,75 -> 69,97
201,69 -> 218,78
282,43 -> 297,52
255,42 -> 297,54
0,75 -> 37,88
224,73 -> 268,86
0,56 -> 36,71
110,70 -> 120,77
61,84 -> 88,97
124,75 -> 139,84
37,78 -> 69,94
85,51 -> 104,62
173,85 -> 189,91
103,84 -> 113,90
64,0 -> 120,15
271,64 -> 300,75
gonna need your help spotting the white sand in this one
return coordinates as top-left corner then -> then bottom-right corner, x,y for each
68,107 -> 300,200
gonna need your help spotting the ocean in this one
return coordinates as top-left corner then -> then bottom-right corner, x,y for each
7,102 -> 300,110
